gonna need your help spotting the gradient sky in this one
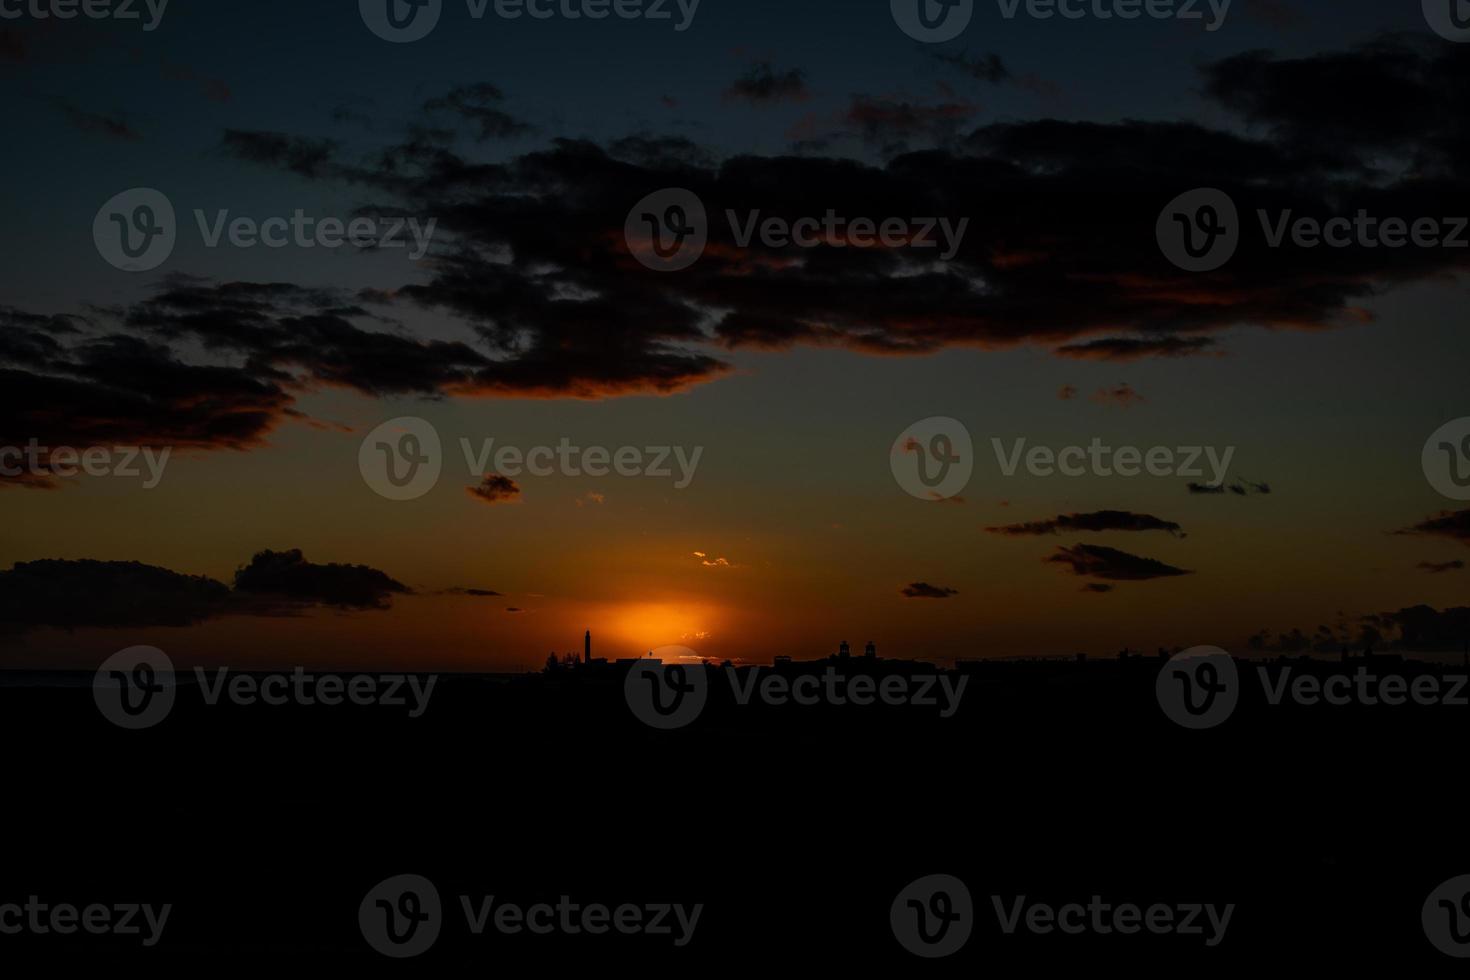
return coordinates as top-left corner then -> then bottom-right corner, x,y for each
2,0 -> 1468,670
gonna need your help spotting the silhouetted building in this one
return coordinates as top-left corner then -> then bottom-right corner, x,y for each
839,640 -> 850,660
864,641 -> 876,659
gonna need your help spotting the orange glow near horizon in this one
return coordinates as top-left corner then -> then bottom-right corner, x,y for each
605,601 -> 722,657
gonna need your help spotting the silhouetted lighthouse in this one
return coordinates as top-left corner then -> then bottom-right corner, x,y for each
584,629 -> 591,664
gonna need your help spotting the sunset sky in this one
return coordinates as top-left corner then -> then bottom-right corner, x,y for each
2,0 -> 1468,670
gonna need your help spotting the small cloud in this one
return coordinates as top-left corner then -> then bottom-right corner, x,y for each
1057,384 -> 1078,401
1188,480 -> 1271,496
576,491 -> 606,507
901,582 -> 959,599
467,474 -> 522,505
1055,336 -> 1221,362
931,50 -> 1010,84
505,606 -> 524,613
986,510 -> 1184,538
54,100 -> 141,142
724,61 -> 811,105
1090,383 -> 1146,408
1417,560 -> 1466,574
1395,510 -> 1470,547
1081,583 -> 1115,594
435,587 -> 503,597
1045,544 -> 1192,581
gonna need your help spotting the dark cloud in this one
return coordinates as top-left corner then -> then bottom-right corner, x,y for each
467,474 -> 522,505
0,305 -> 297,488
15,40 -> 1464,449
54,99 -> 141,142
0,559 -> 231,632
188,45 -> 1470,400
436,587 -> 504,597
220,130 -> 338,178
986,511 -> 1184,538
1395,510 -> 1470,546
232,549 -> 410,610
1188,480 -> 1272,496
423,84 -> 534,140
931,50 -> 1010,84
0,548 -> 413,632
1200,36 -> 1466,177
724,61 -> 810,105
1055,336 -> 1221,361
1045,545 -> 1192,581
1417,560 -> 1465,574
901,582 -> 959,599
1081,583 -> 1115,594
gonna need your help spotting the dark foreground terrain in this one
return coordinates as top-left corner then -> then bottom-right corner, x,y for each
3,653 -> 1468,970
